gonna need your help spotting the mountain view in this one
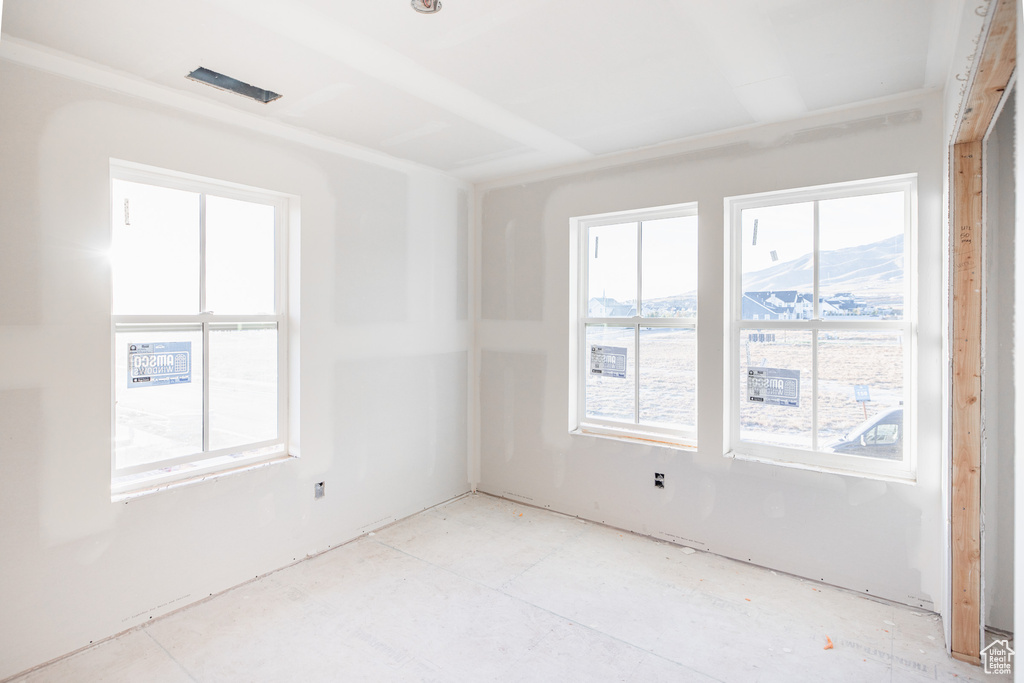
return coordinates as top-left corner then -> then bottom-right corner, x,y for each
743,234 -> 903,304
595,234 -> 904,318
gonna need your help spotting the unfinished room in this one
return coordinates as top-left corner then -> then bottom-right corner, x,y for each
0,0 -> 1019,680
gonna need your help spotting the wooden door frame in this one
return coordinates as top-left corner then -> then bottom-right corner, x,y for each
949,0 -> 1016,664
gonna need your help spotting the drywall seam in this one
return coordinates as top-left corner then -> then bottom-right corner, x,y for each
468,187 -> 482,491
205,0 -> 592,166
0,36 -> 470,190
475,89 -> 943,192
467,187 -> 479,492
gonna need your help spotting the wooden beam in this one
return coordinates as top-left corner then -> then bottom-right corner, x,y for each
951,141 -> 984,664
947,0 -> 1015,663
955,0 -> 1017,144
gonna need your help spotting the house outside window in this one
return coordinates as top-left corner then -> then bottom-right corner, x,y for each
569,203 -> 698,447
727,175 -> 916,478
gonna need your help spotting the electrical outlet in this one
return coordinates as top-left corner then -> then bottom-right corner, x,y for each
654,473 -> 665,489
314,481 -> 325,499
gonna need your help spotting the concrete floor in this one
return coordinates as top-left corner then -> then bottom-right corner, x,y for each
9,493 -> 1010,682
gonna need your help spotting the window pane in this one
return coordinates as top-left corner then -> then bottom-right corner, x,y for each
641,216 -> 697,318
639,327 -> 695,429
739,330 -> 812,449
818,330 -> 904,460
112,180 -> 200,315
819,192 -> 905,321
588,223 -> 637,317
115,326 -> 203,470
585,325 -> 635,422
206,196 -> 276,314
209,325 -> 279,451
741,202 -> 813,321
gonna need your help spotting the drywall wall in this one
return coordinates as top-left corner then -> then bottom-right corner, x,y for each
983,91 -> 1015,633
0,60 -> 471,680
1015,0 -> 1024,656
475,91 -> 946,609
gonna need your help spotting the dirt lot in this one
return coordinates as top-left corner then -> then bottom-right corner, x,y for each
585,326 -> 902,449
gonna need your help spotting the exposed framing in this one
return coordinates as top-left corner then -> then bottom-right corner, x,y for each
948,0 -> 1016,664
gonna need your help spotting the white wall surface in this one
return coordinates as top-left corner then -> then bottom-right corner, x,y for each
983,91 -> 1015,633
475,91 -> 946,609
0,60 -> 471,680
1016,2 -> 1024,671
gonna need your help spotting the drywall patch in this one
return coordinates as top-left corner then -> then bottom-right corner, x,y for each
846,478 -> 888,506
480,185 -> 549,321
0,62 -> 47,324
334,351 -> 467,485
762,491 -> 786,518
0,388 -> 43,526
478,350 -> 547,481
696,477 -> 716,519
456,189 -> 469,320
572,141 -> 755,187
333,160 -> 409,323
779,109 -> 923,147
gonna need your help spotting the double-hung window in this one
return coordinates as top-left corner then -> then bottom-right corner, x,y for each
570,203 -> 698,447
727,175 -> 916,478
110,162 -> 290,494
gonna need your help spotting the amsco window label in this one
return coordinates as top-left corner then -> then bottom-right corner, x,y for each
747,367 -> 800,407
128,341 -> 191,388
590,345 -> 627,379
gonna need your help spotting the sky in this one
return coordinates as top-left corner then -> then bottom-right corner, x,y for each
587,192 -> 905,303
112,180 -> 276,315
742,192 -> 904,274
588,215 -> 697,303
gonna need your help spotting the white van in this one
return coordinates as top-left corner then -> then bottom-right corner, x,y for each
826,408 -> 903,460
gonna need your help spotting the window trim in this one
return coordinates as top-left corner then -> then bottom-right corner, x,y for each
569,202 -> 698,449
725,174 -> 917,480
109,160 -> 292,495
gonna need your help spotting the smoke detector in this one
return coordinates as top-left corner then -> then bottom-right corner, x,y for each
412,0 -> 441,14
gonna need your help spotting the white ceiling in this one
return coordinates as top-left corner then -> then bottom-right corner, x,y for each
2,0 -> 962,182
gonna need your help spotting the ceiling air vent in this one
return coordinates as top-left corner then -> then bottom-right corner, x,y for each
186,67 -> 282,104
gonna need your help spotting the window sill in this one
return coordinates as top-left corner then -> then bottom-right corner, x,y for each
112,453 -> 296,502
571,427 -> 697,452
725,449 -> 917,484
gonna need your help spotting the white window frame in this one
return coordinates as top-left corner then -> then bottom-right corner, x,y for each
569,202 -> 698,448
110,161 -> 291,495
726,174 -> 917,480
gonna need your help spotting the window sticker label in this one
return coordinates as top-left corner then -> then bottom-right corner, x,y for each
747,367 -> 800,407
128,342 -> 191,388
590,345 -> 627,378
